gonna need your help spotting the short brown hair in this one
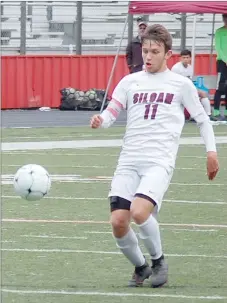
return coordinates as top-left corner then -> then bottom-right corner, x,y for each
141,24 -> 172,53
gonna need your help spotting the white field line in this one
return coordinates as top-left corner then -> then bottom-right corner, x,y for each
179,155 -> 227,159
2,132 -> 227,140
2,218 -> 227,229
2,195 -> 227,205
2,195 -> 106,200
2,127 -> 32,129
84,228 -> 218,234
3,180 -> 225,186
4,164 -> 111,169
4,180 -> 225,186
1,240 -> 16,243
1,248 -> 226,260
1,248 -> 227,260
2,152 -> 119,156
2,136 -> 227,151
2,151 -> 227,158
1,289 -> 226,300
165,228 -> 218,232
20,235 -> 87,240
2,134 -> 123,141
1,175 -> 225,186
4,164 -> 227,171
17,228 -> 218,241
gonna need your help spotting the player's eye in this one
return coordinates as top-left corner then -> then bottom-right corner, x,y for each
142,49 -> 148,54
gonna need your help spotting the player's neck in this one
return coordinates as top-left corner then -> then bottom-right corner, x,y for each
154,66 -> 168,74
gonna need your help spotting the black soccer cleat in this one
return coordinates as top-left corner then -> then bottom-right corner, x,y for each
128,261 -> 152,287
150,255 -> 168,288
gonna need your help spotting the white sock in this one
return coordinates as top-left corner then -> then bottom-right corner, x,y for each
138,215 -> 163,260
201,98 -> 211,116
115,227 -> 145,267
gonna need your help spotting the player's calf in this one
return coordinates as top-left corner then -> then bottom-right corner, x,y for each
110,197 -> 148,281
198,90 -> 211,116
131,194 -> 168,287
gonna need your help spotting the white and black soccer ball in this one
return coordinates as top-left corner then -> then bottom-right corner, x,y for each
75,90 -> 85,101
13,164 -> 51,201
67,87 -> 76,99
85,89 -> 97,100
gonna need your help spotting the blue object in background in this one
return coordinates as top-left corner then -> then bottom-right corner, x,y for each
193,76 -> 209,93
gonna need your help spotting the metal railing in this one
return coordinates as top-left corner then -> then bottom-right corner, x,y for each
0,1 -> 223,55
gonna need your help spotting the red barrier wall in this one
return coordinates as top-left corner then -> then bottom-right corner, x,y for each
1,54 -> 217,109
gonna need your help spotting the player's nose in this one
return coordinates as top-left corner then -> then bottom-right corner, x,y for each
146,54 -> 152,61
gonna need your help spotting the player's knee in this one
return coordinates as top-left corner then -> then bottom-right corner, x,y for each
198,90 -> 207,98
130,207 -> 148,224
110,210 -> 130,237
131,195 -> 156,224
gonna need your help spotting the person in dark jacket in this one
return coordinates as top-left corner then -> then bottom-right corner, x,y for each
126,20 -> 147,73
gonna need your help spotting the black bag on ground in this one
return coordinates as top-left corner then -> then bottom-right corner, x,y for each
59,88 -> 80,111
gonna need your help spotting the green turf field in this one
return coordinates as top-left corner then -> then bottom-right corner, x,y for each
1,124 -> 227,303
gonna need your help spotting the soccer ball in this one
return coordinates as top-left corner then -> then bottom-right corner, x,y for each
85,89 -> 97,100
13,164 -> 51,201
75,90 -> 85,101
67,87 -> 76,99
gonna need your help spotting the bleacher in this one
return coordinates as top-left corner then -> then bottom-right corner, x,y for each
0,1 -> 224,54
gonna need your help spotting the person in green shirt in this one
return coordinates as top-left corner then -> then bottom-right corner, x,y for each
212,14 -> 227,121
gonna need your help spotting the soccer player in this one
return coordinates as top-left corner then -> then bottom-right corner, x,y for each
172,50 -> 212,117
90,24 -> 219,288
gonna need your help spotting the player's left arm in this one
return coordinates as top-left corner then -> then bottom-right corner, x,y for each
181,79 -> 219,180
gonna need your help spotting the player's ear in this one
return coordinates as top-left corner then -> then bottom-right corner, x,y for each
165,50 -> 172,60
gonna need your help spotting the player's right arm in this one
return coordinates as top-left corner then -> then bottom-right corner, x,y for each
90,77 -> 128,129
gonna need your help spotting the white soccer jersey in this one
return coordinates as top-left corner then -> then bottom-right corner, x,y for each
171,62 -> 193,79
101,69 -> 211,171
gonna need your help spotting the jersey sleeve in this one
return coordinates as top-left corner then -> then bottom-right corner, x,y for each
181,78 -> 208,122
181,79 -> 216,152
100,76 -> 128,128
111,76 -> 128,109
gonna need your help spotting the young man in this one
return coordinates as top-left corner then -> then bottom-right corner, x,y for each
90,24 -> 219,288
171,49 -> 193,79
212,14 -> 227,121
172,50 -> 212,117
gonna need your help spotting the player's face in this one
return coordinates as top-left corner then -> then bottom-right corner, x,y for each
142,39 -> 172,73
181,55 -> 191,66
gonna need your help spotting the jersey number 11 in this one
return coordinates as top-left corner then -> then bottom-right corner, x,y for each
144,104 -> 158,120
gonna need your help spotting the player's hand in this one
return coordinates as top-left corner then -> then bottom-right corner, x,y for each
90,114 -> 103,129
206,151 -> 219,180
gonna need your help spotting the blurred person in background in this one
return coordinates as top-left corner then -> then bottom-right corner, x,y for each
172,49 -> 211,119
211,14 -> 227,121
126,17 -> 147,73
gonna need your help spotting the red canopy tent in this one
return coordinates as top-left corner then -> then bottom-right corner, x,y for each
101,0 -> 227,112
129,1 -> 227,73
129,1 -> 227,14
